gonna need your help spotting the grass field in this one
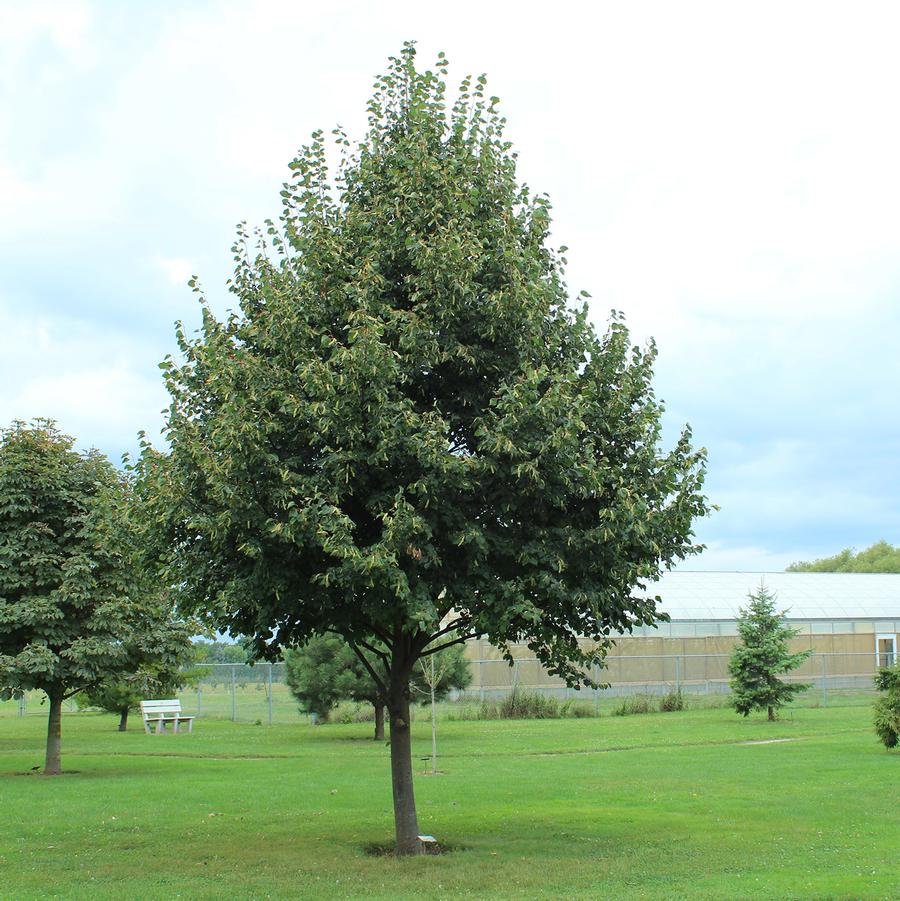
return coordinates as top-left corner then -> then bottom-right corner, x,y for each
1,705 -> 897,900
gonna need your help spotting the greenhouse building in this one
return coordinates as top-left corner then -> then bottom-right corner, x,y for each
464,571 -> 900,701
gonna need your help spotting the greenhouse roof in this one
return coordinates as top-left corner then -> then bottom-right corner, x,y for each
645,571 -> 900,621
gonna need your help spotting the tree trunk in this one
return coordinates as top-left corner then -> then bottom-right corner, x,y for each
44,691 -> 63,776
430,657 -> 437,776
373,702 -> 385,741
388,676 -> 421,855
767,705 -> 775,722
118,707 -> 129,732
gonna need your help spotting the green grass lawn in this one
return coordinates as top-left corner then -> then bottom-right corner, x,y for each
1,705 -> 897,900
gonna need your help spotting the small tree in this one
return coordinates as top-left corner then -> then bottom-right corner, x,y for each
413,639 -> 471,774
873,664 -> 900,750
0,421 -> 191,773
728,585 -> 811,721
284,636 -> 359,723
285,636 -> 469,740
79,646 -> 199,731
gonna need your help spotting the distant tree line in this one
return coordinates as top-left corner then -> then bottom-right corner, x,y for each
787,540 -> 900,573
192,640 -> 250,664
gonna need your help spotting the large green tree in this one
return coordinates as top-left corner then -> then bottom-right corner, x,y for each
0,421 -> 192,773
787,540 -> 900,573
728,585 -> 812,721
139,45 -> 710,853
284,635 -> 470,739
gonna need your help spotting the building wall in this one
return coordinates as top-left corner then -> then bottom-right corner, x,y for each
463,624 -> 899,695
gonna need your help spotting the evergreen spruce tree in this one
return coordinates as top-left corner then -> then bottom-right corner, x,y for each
728,585 -> 811,721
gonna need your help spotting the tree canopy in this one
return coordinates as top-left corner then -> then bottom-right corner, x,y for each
728,585 -> 811,721
0,420 -> 193,773
138,44 -> 710,852
787,540 -> 900,573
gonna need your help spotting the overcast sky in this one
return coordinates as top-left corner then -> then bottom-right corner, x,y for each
3,1 -> 899,572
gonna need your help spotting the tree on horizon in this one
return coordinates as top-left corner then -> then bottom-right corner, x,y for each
787,540 -> 900,573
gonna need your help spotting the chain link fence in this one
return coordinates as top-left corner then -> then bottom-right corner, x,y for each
3,652 -> 888,722
465,651 -> 886,705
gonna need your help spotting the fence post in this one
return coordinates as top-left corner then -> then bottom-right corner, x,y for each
675,656 -> 682,691
512,659 -> 520,690
231,666 -> 237,722
18,694 -> 26,717
268,664 -> 274,726
821,654 -> 828,708
479,659 -> 485,701
197,682 -> 203,717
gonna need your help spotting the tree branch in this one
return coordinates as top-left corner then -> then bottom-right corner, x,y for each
426,617 -> 472,644
419,632 -> 479,657
368,625 -> 392,648
325,625 -> 391,660
356,638 -> 389,664
348,642 -> 388,696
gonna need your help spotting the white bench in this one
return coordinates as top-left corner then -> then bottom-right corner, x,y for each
140,699 -> 195,734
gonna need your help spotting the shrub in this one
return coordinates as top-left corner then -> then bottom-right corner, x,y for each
612,694 -> 655,716
332,701 -> 376,724
566,700 -> 598,718
497,688 -> 563,719
444,689 -> 601,720
659,689 -> 686,712
873,665 -> 900,749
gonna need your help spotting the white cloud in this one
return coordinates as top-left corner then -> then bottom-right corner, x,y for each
0,2 -> 96,76
10,367 -> 167,457
0,307 -> 168,460
3,1 -> 900,565
683,542 -> 802,573
157,257 -> 195,287
0,166 -> 36,219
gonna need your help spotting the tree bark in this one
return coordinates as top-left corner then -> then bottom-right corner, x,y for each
118,707 -> 129,732
767,705 -> 775,722
44,691 -> 63,775
373,702 -> 385,741
388,675 -> 421,855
